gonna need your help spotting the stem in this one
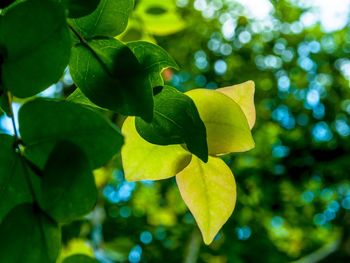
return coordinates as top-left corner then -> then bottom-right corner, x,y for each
67,23 -> 87,44
183,228 -> 202,263
5,91 -> 38,200
67,24 -> 116,78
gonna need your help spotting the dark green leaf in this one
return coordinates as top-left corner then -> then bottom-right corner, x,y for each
70,38 -> 154,121
0,0 -> 71,97
39,141 -> 97,223
67,88 -> 107,112
127,41 -> 179,87
63,254 -> 99,263
0,94 -> 10,116
19,99 -> 124,169
135,86 -> 208,162
0,204 -> 61,263
70,0 -> 134,37
62,0 -> 101,18
0,134 -> 32,221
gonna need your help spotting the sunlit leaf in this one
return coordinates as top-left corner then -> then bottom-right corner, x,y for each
217,81 -> 256,129
122,117 -> 191,181
135,0 -> 186,36
58,238 -> 94,263
62,254 -> 98,263
186,89 -> 255,156
135,86 -> 208,161
176,156 -> 236,245
0,204 -> 61,263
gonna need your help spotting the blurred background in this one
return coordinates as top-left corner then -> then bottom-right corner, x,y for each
1,0 -> 350,262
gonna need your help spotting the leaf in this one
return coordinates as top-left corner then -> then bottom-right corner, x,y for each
0,134 -> 32,221
186,89 -> 255,156
70,38 -> 154,121
70,0 -> 134,37
62,0 -> 101,18
0,93 -> 10,116
19,99 -> 124,169
217,81 -> 256,129
67,88 -> 107,112
0,204 -> 61,263
39,141 -> 97,223
63,254 -> 98,263
0,0 -> 15,9
135,86 -> 208,162
121,117 -> 192,181
176,156 -> 236,245
135,0 -> 186,36
0,0 -> 71,97
127,41 -> 179,87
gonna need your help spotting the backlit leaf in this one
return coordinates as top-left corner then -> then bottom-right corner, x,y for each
135,86 -> 208,162
39,141 -> 97,223
70,0 -> 134,37
127,41 -> 179,87
186,89 -> 255,156
176,156 -> 236,245
19,99 -> 123,169
70,38 -> 154,121
62,0 -> 101,18
0,0 -> 71,97
217,81 -> 256,129
122,117 -> 192,181
0,204 -> 61,263
0,134 -> 32,221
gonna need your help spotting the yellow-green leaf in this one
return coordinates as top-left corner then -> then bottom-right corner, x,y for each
186,89 -> 255,156
217,80 -> 256,129
121,117 -> 192,181
176,156 -> 236,245
134,0 -> 186,36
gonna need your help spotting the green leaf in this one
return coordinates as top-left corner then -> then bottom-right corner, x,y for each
134,0 -> 186,36
127,41 -> 179,87
62,0 -> 101,18
67,88 -> 107,112
217,81 -> 256,129
70,0 -> 134,37
0,0 -> 71,97
39,141 -> 97,223
0,134 -> 32,221
0,204 -> 61,263
121,117 -> 192,181
63,254 -> 99,263
176,156 -> 236,245
0,94 -> 10,116
186,89 -> 255,156
70,38 -> 153,120
19,99 -> 124,169
135,86 -> 208,162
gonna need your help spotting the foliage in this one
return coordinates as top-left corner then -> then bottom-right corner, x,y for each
0,0 -> 254,262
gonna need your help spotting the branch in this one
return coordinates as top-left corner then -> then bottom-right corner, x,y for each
183,228 -> 202,263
